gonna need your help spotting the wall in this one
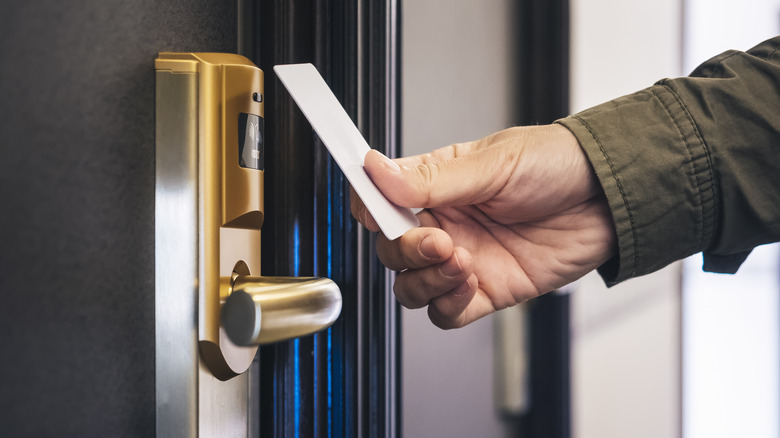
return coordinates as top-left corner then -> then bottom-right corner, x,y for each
569,0 -> 683,437
400,1 -> 515,437
682,2 -> 780,436
0,2 -> 236,435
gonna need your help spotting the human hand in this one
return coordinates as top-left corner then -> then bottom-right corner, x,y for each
351,124 -> 617,329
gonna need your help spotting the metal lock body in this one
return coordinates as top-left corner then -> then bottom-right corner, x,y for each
155,53 -> 341,381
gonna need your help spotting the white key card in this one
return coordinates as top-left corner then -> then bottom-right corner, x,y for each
274,63 -> 420,240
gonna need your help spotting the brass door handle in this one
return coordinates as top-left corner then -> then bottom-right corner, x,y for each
221,276 -> 342,345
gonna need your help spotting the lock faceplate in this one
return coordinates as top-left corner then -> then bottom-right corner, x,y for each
156,52 -> 264,380
156,53 -> 343,385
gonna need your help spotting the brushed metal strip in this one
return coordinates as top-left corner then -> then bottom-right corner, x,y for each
494,305 -> 530,416
155,69 -> 199,437
198,360 -> 249,437
247,355 -> 260,438
385,2 -> 400,436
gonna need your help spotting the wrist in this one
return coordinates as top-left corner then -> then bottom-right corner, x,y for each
550,123 -> 602,200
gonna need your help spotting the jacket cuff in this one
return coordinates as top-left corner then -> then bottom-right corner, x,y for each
556,85 -> 716,286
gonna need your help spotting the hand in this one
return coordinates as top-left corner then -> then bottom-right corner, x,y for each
351,124 -> 617,329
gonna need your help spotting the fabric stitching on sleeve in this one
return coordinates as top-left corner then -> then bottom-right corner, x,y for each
572,115 -> 638,278
659,84 -> 718,250
649,87 -> 706,251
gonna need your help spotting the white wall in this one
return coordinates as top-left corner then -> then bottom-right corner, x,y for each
684,0 -> 780,74
570,0 -> 683,111
401,1 -> 515,437
569,1 -> 684,438
682,2 -> 780,437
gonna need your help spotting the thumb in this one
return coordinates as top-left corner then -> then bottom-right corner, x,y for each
363,147 -> 505,209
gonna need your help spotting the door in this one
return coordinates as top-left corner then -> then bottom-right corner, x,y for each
0,1 -> 237,435
243,1 -> 401,436
0,0 -> 399,436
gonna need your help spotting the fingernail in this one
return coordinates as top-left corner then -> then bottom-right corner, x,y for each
377,151 -> 401,172
440,252 -> 463,277
419,235 -> 440,259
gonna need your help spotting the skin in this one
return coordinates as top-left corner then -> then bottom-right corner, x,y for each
351,124 -> 618,329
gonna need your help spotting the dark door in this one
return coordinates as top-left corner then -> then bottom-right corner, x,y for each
515,1 -> 572,437
0,0 -> 399,436
242,1 -> 400,436
0,2 -> 237,435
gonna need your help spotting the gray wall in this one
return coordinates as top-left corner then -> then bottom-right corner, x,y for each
401,1 -> 516,437
0,2 -> 236,435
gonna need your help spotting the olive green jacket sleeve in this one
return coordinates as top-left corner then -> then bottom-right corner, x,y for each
557,36 -> 780,286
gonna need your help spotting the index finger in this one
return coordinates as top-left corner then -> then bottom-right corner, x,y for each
376,227 -> 453,271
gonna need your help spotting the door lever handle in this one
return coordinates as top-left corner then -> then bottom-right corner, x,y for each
222,276 -> 342,345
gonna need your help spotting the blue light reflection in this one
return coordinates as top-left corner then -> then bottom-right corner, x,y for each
293,221 -> 301,438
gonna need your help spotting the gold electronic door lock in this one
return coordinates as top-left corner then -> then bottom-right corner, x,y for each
155,53 -> 342,381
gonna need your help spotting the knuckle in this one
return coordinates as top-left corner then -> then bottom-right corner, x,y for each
399,248 -> 420,270
377,250 -> 397,271
393,276 -> 427,309
376,237 -> 404,271
427,304 -> 462,330
397,231 -> 434,270
412,163 -> 439,206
